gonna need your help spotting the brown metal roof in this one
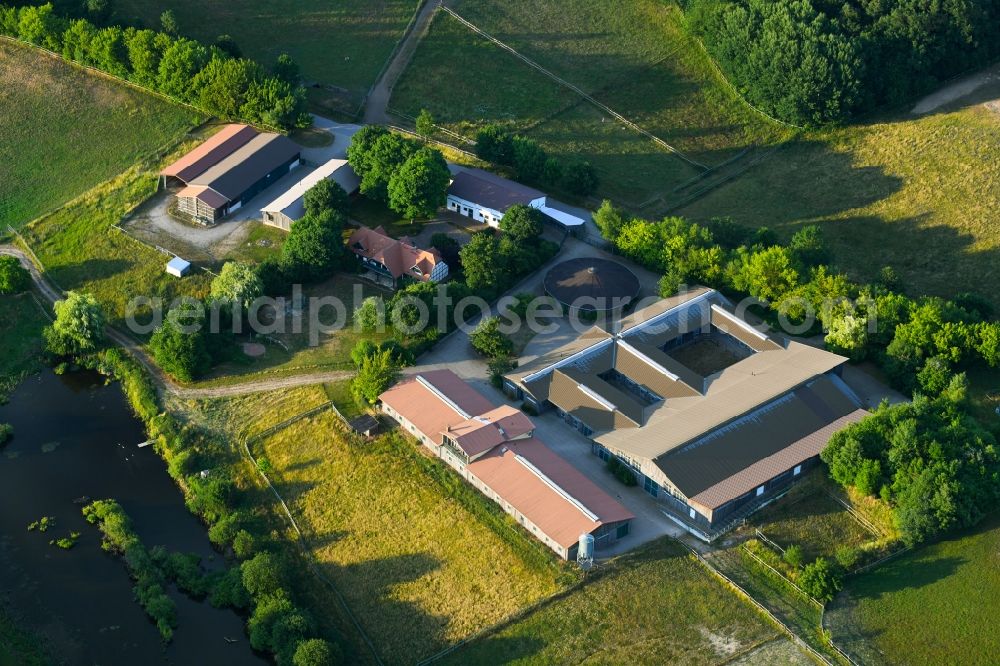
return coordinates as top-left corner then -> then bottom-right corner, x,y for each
467,437 -> 634,549
176,184 -> 230,210
160,124 -> 258,183
689,408 -> 869,511
506,327 -> 613,384
378,370 -> 633,551
447,405 -> 535,458
543,258 -> 640,310
596,340 -> 847,459
189,133 -> 300,200
447,167 -> 544,212
557,366 -> 645,427
654,375 -> 861,501
348,226 -> 444,281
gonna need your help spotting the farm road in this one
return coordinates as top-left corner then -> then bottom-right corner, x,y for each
363,0 -> 442,125
0,245 -> 354,399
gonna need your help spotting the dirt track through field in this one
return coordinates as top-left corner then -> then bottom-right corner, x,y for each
911,66 -> 1000,114
0,245 -> 354,399
363,0 -> 442,124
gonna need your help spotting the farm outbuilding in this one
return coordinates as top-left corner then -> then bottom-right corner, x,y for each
261,158 -> 360,231
445,167 -> 589,228
166,256 -> 191,277
160,124 -> 259,188
347,414 -> 380,437
378,370 -> 634,560
170,132 -> 301,225
446,167 -> 545,227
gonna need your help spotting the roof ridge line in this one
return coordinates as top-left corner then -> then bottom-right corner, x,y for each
512,452 -> 600,523
415,375 -> 472,420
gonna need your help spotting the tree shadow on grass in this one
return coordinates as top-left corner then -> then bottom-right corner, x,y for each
313,551 -> 451,663
851,554 -> 966,601
55,257 -> 132,282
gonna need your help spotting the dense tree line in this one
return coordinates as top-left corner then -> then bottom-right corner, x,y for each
0,3 -> 310,129
475,124 -> 599,196
822,376 -> 1000,546
686,0 -> 1000,125
346,125 -> 452,220
597,200 -> 1000,393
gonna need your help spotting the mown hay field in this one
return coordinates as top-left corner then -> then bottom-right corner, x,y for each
0,39 -> 197,228
441,537 -> 785,665
678,100 -> 1000,307
240,401 -> 567,664
113,0 -> 421,108
390,2 -> 788,206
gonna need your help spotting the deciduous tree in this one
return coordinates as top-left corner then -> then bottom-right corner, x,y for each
387,147 -> 450,220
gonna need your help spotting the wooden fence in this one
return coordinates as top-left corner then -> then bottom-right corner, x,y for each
437,6 -> 708,171
674,538 -> 836,666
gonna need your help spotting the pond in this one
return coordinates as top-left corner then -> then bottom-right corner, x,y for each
0,370 -> 268,665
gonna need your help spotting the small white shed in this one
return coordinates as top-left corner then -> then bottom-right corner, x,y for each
166,256 -> 191,278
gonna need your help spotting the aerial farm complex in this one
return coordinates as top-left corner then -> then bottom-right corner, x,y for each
6,0 -> 1000,661
505,288 -> 868,537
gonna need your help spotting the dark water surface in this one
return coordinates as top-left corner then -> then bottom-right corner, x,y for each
0,370 -> 267,665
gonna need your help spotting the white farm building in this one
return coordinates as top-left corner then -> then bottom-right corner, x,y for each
445,167 -> 589,228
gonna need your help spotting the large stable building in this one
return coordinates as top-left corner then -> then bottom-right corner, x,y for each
379,370 -> 634,559
503,288 -> 868,539
160,124 -> 301,224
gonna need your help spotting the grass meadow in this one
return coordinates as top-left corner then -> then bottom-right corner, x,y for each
112,0 -> 421,110
185,274 -> 392,387
0,39 -> 197,228
390,2 -> 787,208
20,161 -> 213,328
829,513 -> 1000,665
750,475 -> 878,562
678,101 -> 1000,307
442,537 -> 783,665
193,388 -> 568,664
0,295 -> 49,401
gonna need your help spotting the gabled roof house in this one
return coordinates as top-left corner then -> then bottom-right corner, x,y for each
347,226 -> 448,287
